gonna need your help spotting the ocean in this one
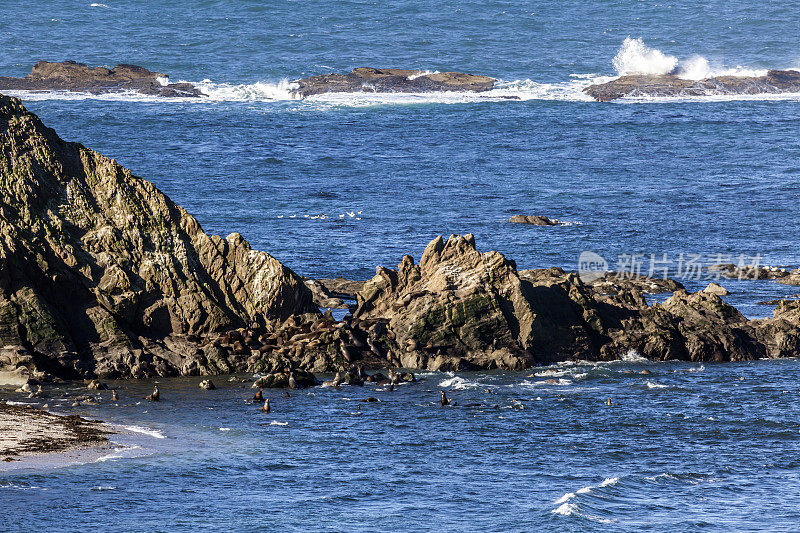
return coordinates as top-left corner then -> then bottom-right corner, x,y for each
2,0 -> 800,530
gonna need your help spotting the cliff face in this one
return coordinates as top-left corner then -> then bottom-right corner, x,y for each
0,94 -> 317,380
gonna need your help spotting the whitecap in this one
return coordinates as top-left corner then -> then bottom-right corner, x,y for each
116,424 -> 166,439
439,375 -> 479,390
646,381 -> 668,389
269,421 -> 288,426
620,349 -> 648,362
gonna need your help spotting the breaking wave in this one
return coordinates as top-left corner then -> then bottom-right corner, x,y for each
4,41 -> 798,106
613,37 -> 770,80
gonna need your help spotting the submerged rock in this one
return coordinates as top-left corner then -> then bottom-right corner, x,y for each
292,67 -> 495,97
0,93 -> 317,380
584,70 -> 800,102
0,61 -> 204,97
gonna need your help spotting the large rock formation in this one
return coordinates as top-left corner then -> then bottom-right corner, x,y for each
585,69 -> 800,102
292,67 -> 495,97
0,93 -> 317,381
352,234 -> 800,369
0,61 -> 204,97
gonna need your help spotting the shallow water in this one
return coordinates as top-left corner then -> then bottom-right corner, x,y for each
2,1 -> 800,529
3,361 -> 800,531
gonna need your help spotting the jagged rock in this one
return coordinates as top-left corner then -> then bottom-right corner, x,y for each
292,68 -> 495,97
509,215 -> 559,226
198,379 -> 216,390
585,70 -> 800,102
703,282 -> 729,296
601,290 -> 763,362
0,61 -> 204,97
353,234 -> 795,368
0,93 -> 317,380
355,234 -> 599,368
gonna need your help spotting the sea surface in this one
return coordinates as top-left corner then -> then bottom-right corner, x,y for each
1,0 -> 800,530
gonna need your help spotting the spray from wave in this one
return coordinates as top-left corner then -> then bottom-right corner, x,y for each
612,37 -> 769,80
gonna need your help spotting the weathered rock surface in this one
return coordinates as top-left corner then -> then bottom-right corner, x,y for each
585,70 -> 800,102
703,282 -> 730,296
0,93 -> 317,380
509,215 -> 559,226
292,67 -> 495,97
0,61 -> 204,97
352,234 -> 800,368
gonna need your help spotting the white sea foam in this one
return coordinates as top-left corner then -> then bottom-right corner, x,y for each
551,477 -> 619,523
646,381 -> 668,389
614,37 -> 679,76
191,79 -> 299,101
90,3 -> 110,7
116,424 -> 166,439
612,37 -> 769,81
439,374 -> 480,390
95,445 -> 144,462
269,421 -> 288,426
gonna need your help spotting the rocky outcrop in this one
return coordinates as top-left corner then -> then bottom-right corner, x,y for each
0,61 -> 204,97
292,68 -> 495,97
0,93 -> 317,381
585,70 -> 800,102
352,234 -> 800,368
509,215 -> 559,226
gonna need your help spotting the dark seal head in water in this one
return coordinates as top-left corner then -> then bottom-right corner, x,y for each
262,398 -> 271,413
253,388 -> 264,401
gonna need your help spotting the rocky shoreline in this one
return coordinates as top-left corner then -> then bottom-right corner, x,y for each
584,69 -> 800,101
0,402 -> 109,461
3,91 -> 800,390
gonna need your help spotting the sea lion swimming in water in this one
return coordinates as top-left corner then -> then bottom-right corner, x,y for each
288,373 -> 297,390
262,398 -> 271,413
111,389 -> 119,401
606,397 -> 612,406
440,390 -> 451,406
145,385 -> 159,402
283,391 -> 290,398
253,388 -> 264,401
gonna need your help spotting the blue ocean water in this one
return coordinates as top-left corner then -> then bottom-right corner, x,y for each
2,1 -> 800,530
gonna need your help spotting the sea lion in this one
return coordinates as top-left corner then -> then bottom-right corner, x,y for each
440,390 -> 451,406
606,397 -> 612,406
145,385 -> 160,401
387,384 -> 395,392
283,391 -> 290,398
262,398 -> 271,413
253,388 -> 264,401
288,373 -> 297,390
111,390 -> 119,401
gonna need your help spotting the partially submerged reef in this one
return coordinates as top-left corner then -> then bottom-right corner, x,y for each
0,61 -> 495,99
290,67 -> 495,97
2,93 -> 800,389
0,61 -> 203,98
584,69 -> 800,101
